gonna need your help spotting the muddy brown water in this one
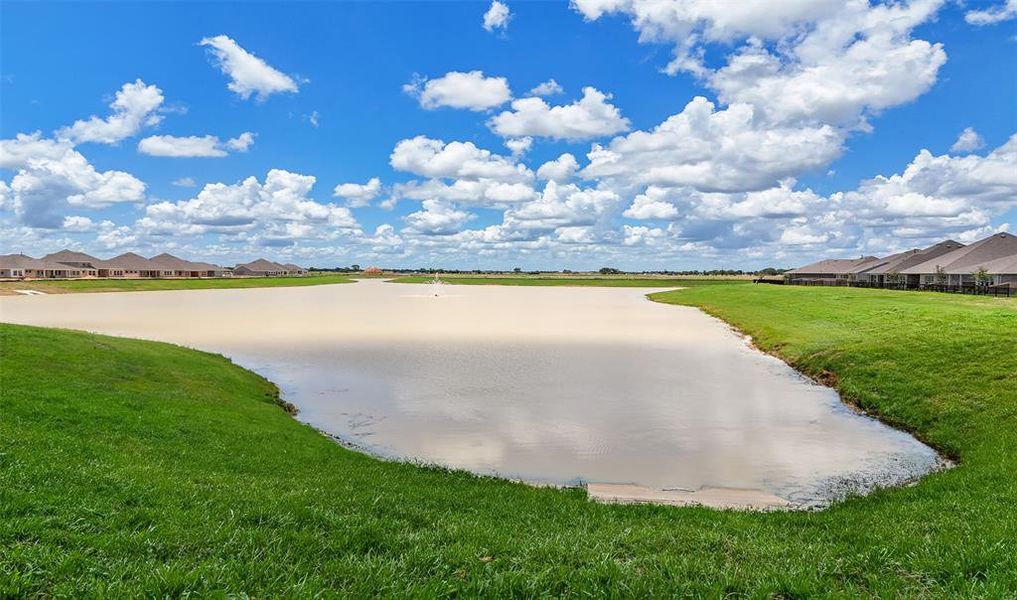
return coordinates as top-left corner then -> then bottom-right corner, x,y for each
0,280 -> 943,508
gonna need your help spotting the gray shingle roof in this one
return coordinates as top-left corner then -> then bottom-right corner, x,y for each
0,254 -> 89,272
147,253 -> 192,269
863,240 -> 966,275
236,258 -> 288,272
899,232 -> 1017,275
190,261 -> 224,272
787,256 -> 881,276
95,252 -> 162,271
42,249 -> 101,266
0,254 -> 45,269
977,253 -> 1017,275
147,253 -> 223,271
857,249 -> 918,275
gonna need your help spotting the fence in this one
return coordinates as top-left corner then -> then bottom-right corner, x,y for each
775,278 -> 1013,297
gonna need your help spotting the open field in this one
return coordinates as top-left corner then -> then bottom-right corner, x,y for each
0,273 -> 354,295
389,274 -> 749,286
2,283 -> 1016,596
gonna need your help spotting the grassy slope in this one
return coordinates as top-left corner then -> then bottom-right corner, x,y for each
0,273 -> 354,295
2,284 -> 1016,596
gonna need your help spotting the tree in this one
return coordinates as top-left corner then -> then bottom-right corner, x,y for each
886,270 -> 901,287
599,267 -> 621,275
513,267 -> 522,273
974,266 -> 992,287
934,265 -> 948,285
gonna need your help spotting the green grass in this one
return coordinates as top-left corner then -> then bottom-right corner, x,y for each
389,274 -> 743,287
0,273 -> 354,295
2,284 -> 1016,596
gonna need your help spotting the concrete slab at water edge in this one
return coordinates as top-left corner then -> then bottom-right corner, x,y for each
587,483 -> 791,510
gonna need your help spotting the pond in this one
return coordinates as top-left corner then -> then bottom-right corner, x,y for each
0,280 -> 943,508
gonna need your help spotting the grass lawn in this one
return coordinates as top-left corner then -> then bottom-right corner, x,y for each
389,274 -> 745,287
0,273 -> 354,295
2,283 -> 1015,596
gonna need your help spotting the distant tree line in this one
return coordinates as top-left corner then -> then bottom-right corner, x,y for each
309,265 -> 791,276
309,265 -> 361,273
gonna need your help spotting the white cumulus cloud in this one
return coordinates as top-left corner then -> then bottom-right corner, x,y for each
839,135 -> 1017,217
56,80 -> 164,144
392,178 -> 536,208
404,199 -> 475,235
483,1 -> 512,32
488,87 -> 629,141
528,79 -> 564,97
572,0 -> 948,130
623,187 -> 681,220
226,132 -> 256,152
390,135 -> 532,182
583,96 -> 842,193
200,35 -> 299,101
333,177 -> 382,207
0,133 -> 146,228
502,181 -> 620,233
536,153 -> 580,182
950,127 -> 985,153
137,169 -> 360,244
965,0 -> 1017,25
137,132 -> 255,158
505,137 -> 533,157
404,70 -> 512,111
61,215 -> 95,232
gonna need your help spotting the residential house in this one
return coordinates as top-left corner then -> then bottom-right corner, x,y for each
94,252 -> 168,278
856,240 -> 966,286
42,249 -> 101,277
2,251 -> 288,280
899,232 -> 1017,286
975,254 -> 1017,286
0,254 -> 91,279
192,261 -> 230,277
233,258 -> 290,276
785,256 -> 881,282
149,253 -> 227,277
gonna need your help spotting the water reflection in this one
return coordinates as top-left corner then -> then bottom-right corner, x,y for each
0,280 -> 942,506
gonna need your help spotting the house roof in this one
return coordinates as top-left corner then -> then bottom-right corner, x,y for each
43,249 -> 101,266
857,249 -> 919,275
236,258 -> 288,272
190,261 -> 224,272
863,240 -> 966,275
0,254 -> 87,271
0,254 -> 44,269
899,232 -> 1017,275
148,253 -> 193,270
95,252 -> 162,271
787,256 -> 881,276
282,263 -> 304,271
975,253 -> 1017,276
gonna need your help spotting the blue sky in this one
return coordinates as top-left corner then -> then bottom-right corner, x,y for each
2,0 -> 1015,269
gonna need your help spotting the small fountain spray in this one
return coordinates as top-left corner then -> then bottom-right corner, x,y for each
430,273 -> 444,297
